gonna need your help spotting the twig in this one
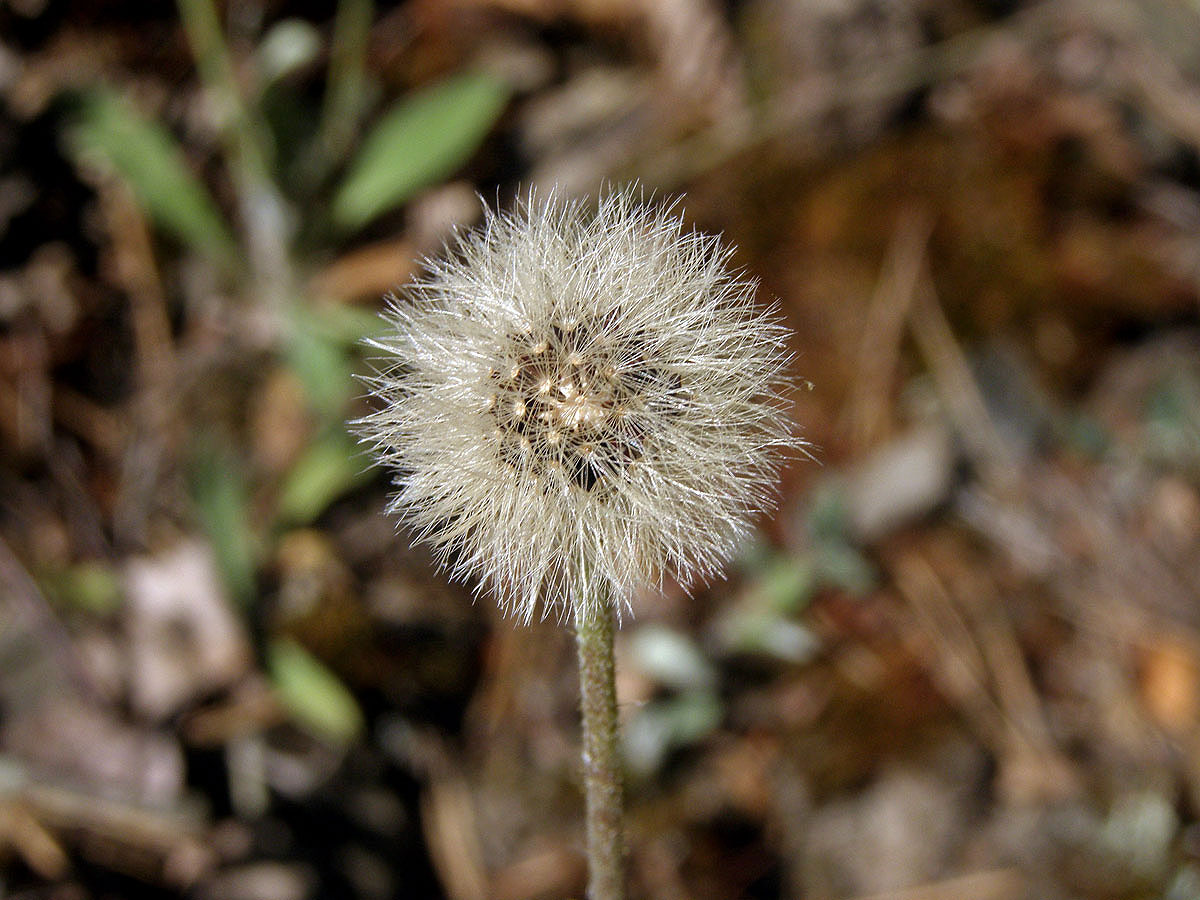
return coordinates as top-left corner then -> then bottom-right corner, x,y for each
0,797 -> 70,880
7,768 -> 212,887
633,2 -> 1060,187
907,273 -> 1020,492
843,207 -> 933,452
890,541 -> 1078,803
890,550 -> 1009,753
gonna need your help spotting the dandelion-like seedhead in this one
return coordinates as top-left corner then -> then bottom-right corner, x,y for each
356,188 -> 797,623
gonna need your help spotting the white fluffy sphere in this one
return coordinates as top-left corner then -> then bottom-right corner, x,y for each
356,188 -> 798,622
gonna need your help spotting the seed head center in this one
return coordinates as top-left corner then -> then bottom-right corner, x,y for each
552,382 -> 611,431
486,319 -> 664,493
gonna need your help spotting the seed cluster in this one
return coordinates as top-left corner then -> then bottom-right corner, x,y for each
487,317 -> 679,494
356,188 -> 799,621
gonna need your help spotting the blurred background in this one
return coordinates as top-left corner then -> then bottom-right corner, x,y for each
2,0 -> 1200,897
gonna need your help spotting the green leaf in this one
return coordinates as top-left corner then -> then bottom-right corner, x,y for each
43,562 -> 122,615
743,556 -> 816,615
716,608 -> 819,663
276,430 -> 368,525
190,443 -> 257,607
257,18 -> 322,85
623,691 -> 723,776
629,625 -> 717,691
268,637 -> 363,744
815,542 -> 876,596
332,71 -> 509,232
285,306 -> 358,419
307,303 -> 390,346
67,89 -> 239,271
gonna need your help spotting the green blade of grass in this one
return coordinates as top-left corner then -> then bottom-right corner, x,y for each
276,429 -> 369,526
189,443 -> 257,607
332,71 -> 509,232
285,304 -> 359,420
67,88 -> 239,272
268,637 -> 364,744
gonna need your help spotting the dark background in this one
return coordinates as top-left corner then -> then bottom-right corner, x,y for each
2,1 -> 1200,898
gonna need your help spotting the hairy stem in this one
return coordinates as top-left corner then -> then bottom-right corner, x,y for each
575,601 -> 626,900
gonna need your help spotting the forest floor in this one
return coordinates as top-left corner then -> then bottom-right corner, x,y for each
2,1 -> 1200,898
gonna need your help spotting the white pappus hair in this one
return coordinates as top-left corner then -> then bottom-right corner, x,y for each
355,187 -> 800,623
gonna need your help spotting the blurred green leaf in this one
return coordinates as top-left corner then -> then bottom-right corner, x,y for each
190,443 -> 257,606
716,608 -> 819,663
67,89 -> 238,271
268,637 -> 363,744
43,562 -> 122,615
743,555 -> 816,615
630,625 -> 718,692
276,430 -> 368,526
307,303 -> 390,346
286,306 -> 357,419
732,533 -> 773,573
814,542 -> 876,596
623,691 -> 723,777
715,555 -> 821,662
802,484 -> 876,595
806,480 -> 851,543
316,0 -> 373,169
1063,413 -> 1110,459
1147,375 -> 1194,426
332,71 -> 509,232
257,18 -> 322,85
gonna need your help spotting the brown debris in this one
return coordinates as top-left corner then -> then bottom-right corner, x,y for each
5,0 -> 1200,897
